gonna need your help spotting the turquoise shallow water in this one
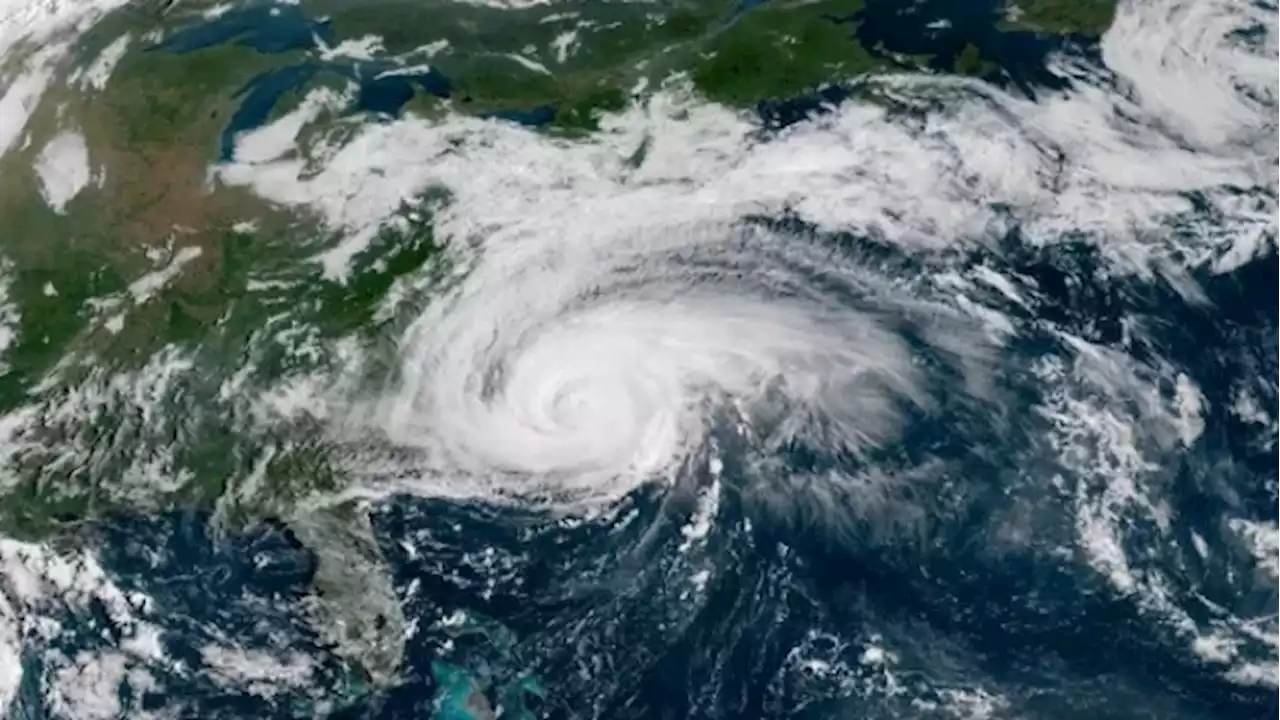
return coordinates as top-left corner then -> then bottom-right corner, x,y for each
15,235 -> 1269,718
3,0 -> 1276,717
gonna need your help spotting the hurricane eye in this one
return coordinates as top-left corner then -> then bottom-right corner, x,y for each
2,1 -> 1272,717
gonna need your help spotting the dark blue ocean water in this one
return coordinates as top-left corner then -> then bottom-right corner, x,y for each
164,0 -> 1093,159
845,0 -> 1087,90
760,0 -> 1091,128
19,228 -> 1275,718
13,2 -> 1276,718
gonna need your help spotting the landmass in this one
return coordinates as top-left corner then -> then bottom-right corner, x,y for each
0,0 -> 1119,704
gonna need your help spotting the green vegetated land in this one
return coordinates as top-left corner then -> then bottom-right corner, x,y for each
0,0 -> 1122,692
317,0 -> 1118,126
319,0 -> 886,122
1002,0 -> 1117,35
0,0 -> 1119,538
691,0 -> 881,105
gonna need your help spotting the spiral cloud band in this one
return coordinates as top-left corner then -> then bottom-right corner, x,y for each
218,0 -> 1276,526
371,219 -> 990,511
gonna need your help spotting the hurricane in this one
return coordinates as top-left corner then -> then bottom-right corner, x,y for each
293,0 -> 1276,521
0,0 -> 1275,716
371,210 -> 987,513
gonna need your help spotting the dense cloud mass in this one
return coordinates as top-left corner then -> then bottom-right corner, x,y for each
0,0 -> 1275,716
